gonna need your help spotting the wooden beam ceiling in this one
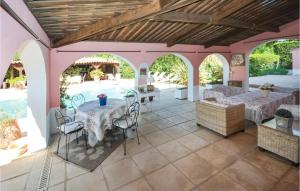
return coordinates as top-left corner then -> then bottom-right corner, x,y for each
53,0 -> 172,47
166,0 -> 258,47
154,12 -> 279,32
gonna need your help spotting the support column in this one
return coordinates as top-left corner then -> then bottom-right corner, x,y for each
188,62 -> 200,102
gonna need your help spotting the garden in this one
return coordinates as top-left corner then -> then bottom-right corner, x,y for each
249,39 -> 300,77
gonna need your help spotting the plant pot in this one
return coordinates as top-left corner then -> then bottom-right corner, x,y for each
275,115 -> 293,128
175,88 -> 188,99
2,82 -> 7,89
94,77 -> 100,82
260,89 -> 270,97
99,97 -> 107,106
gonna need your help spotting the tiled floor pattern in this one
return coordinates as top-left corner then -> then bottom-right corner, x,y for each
1,89 -> 299,191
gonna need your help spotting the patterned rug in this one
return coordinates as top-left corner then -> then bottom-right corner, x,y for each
55,130 -> 124,171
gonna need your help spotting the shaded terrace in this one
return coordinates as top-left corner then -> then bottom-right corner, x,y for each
0,0 -> 299,191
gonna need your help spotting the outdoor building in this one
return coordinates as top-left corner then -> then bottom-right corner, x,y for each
0,1 -> 299,191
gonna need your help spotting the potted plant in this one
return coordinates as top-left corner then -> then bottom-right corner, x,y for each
175,86 -> 188,99
97,93 -> 107,106
90,69 -> 104,82
259,83 -> 274,97
275,109 -> 294,128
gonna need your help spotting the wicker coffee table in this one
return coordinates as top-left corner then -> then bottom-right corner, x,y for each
258,119 -> 300,164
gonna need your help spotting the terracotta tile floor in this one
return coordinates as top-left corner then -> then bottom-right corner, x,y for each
1,90 -> 299,191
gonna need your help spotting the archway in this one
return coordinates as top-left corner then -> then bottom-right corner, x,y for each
59,53 -> 137,108
247,39 -> 300,89
0,40 -> 47,164
199,54 -> 230,87
149,53 -> 194,101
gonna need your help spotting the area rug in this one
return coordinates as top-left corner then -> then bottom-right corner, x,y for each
55,130 -> 124,171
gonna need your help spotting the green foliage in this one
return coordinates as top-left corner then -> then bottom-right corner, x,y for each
120,63 -> 135,79
12,52 -> 21,62
199,55 -> 223,85
7,76 -> 26,87
90,69 -> 104,79
60,65 -> 83,108
150,55 -> 184,75
171,61 -> 188,86
250,39 -> 300,76
249,52 -> 280,76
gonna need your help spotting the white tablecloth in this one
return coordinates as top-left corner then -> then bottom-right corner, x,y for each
76,98 -> 126,146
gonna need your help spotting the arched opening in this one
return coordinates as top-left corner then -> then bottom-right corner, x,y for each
247,39 -> 300,89
59,53 -> 137,108
0,40 -> 47,165
149,53 -> 194,101
199,54 -> 230,88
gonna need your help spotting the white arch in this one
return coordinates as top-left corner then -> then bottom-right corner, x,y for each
149,53 -> 196,101
200,53 -> 230,86
20,40 -> 48,151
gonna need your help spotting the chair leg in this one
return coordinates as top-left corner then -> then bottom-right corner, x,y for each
56,133 -> 62,154
84,130 -> 88,150
65,134 -> 68,161
136,124 -> 140,144
123,129 -> 127,155
76,132 -> 78,144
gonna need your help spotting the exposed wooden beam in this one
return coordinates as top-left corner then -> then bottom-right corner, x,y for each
166,0 -> 257,47
204,29 -> 247,48
154,12 -> 279,32
53,0 -> 172,47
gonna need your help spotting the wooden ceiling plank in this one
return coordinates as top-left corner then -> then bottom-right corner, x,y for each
53,0 -> 171,47
166,0 -> 257,47
154,12 -> 279,32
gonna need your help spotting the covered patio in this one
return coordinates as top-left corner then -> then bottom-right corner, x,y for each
0,0 -> 299,191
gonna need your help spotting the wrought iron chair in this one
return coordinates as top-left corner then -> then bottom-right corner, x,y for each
124,90 -> 138,114
55,109 -> 87,161
71,94 -> 85,109
112,102 -> 140,155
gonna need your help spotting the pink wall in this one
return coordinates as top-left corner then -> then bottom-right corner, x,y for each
50,42 -> 231,106
229,19 -> 300,81
292,48 -> 300,69
0,1 -> 51,109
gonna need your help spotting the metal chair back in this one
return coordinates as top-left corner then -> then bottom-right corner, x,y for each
127,101 -> 140,126
124,90 -> 138,112
71,94 -> 85,109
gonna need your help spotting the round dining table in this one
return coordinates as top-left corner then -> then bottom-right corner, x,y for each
76,98 -> 126,147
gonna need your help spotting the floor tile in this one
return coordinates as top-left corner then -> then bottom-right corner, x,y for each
163,125 -> 190,139
174,153 -> 218,185
224,160 -> 277,191
48,183 -> 64,191
138,124 -> 159,135
156,110 -> 177,119
0,174 -> 28,191
66,163 -> 87,179
243,150 -> 291,179
146,164 -> 194,191
115,178 -> 152,191
151,119 -> 175,129
49,161 -> 66,187
166,116 -> 189,125
196,144 -> 237,170
101,145 -> 130,167
126,136 -> 152,156
0,156 -> 34,181
145,131 -> 172,146
213,139 -> 253,156
66,173 -> 108,191
132,148 -> 168,174
177,134 -> 209,151
178,120 -> 199,133
156,140 -> 191,162
102,158 -> 142,190
199,173 -> 247,191
193,129 -> 223,143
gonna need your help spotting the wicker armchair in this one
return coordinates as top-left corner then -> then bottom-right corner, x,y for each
196,98 -> 245,137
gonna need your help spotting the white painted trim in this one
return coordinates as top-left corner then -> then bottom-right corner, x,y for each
293,69 -> 300,75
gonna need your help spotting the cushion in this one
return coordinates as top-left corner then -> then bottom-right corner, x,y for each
60,121 -> 83,134
113,116 -> 135,129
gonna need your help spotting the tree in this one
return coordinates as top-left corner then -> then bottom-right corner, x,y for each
199,55 -> 223,85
